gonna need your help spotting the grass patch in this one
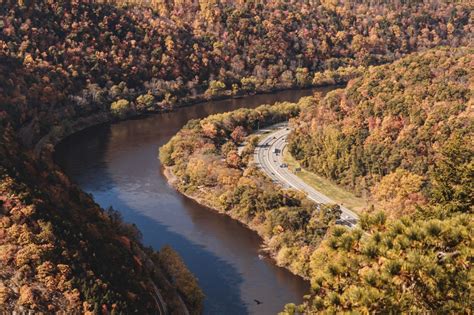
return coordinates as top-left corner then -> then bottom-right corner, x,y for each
283,148 -> 367,214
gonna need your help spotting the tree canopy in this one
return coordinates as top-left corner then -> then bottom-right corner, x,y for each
0,0 -> 472,313
288,47 -> 473,219
1,0 -> 471,146
282,47 -> 473,313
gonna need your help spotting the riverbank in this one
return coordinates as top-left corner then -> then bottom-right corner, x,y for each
162,165 -> 310,280
1,127 -> 195,314
163,166 -> 282,263
159,100 -> 341,282
37,83 -> 345,161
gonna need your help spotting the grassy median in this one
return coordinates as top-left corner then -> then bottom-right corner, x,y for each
283,148 -> 367,214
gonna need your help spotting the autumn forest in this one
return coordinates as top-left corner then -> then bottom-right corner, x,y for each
0,0 -> 472,314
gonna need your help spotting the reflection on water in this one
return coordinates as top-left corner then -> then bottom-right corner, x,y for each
55,88 -> 333,314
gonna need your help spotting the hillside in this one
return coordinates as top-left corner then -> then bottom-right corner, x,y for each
162,47 -> 473,313
280,47 -> 473,313
288,47 -> 473,218
0,125 -> 205,313
0,0 -> 472,313
1,1 -> 471,150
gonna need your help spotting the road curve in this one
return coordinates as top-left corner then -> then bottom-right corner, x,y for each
253,123 -> 359,227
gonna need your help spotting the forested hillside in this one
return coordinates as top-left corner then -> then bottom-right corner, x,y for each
0,126 -> 203,313
1,0 -> 472,313
281,47 -> 473,313
284,212 -> 472,313
288,47 -> 472,218
1,0 -> 471,148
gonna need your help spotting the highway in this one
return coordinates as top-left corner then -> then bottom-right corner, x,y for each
253,123 -> 359,227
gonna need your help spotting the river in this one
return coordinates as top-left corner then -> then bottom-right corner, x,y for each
54,87 -> 333,315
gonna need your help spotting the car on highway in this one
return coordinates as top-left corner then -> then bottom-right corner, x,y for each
280,163 -> 288,168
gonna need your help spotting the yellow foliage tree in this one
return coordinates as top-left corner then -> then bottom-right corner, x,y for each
372,169 -> 426,217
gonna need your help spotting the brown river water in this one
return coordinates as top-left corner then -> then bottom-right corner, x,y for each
54,87 -> 334,314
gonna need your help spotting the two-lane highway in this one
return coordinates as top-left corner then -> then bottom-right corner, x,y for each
254,123 -> 358,227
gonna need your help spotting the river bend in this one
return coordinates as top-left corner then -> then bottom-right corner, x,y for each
55,88 -> 332,314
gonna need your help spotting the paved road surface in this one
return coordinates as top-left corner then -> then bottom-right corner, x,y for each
254,123 -> 358,227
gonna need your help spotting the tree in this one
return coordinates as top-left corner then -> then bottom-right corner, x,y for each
110,99 -> 131,118
303,214 -> 472,314
226,150 -> 242,168
296,68 -> 311,87
318,204 -> 342,225
280,70 -> 295,87
158,246 -> 204,313
372,169 -> 426,218
240,76 -> 257,92
205,80 -> 226,97
201,121 -> 218,139
429,134 -> 473,216
230,126 -> 247,144
135,93 -> 155,111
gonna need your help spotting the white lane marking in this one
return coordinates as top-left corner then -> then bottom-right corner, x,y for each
255,125 -> 358,226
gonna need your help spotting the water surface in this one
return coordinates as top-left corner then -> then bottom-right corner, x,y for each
55,88 -> 332,314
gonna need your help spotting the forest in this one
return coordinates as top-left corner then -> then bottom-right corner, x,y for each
0,126 -> 203,313
288,47 -> 472,219
1,0 -> 471,149
283,47 -> 473,313
0,0 -> 472,313
162,47 -> 473,313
